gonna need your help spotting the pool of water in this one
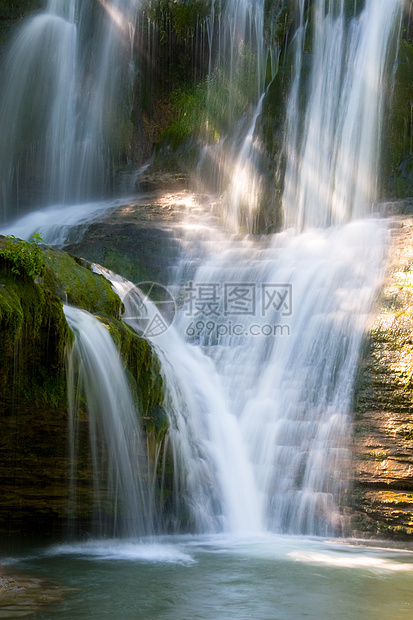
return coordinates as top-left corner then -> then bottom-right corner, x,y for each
1,535 -> 412,619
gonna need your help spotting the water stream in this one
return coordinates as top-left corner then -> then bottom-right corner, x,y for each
64,305 -> 152,538
0,0 -> 404,539
0,0 -> 140,220
0,1 -> 412,617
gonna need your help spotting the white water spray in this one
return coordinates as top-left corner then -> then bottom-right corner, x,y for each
282,0 -> 402,229
225,93 -> 265,232
64,305 -> 152,537
95,267 -> 264,535
0,0 -> 140,220
198,0 -> 270,233
162,0 -> 401,535
0,0 -> 403,539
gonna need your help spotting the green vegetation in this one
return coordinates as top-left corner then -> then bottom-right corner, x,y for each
145,0 -> 212,42
41,248 -> 122,317
159,43 -> 261,151
105,315 -> 168,439
0,238 -> 167,533
159,83 -> 208,149
0,233 -> 45,279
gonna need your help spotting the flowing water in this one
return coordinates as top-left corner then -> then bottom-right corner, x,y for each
197,0 -> 271,231
64,305 -> 152,538
0,0 -> 140,220
0,0 -> 412,617
282,0 -> 402,229
0,0 -> 404,538
1,535 -> 413,619
116,0 -> 400,537
100,214 -> 387,538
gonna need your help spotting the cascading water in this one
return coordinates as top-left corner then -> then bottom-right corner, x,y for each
0,0 -> 404,541
96,266 -> 264,534
64,305 -> 152,537
171,220 -> 388,536
0,0 -> 140,221
197,0 -> 272,233
282,0 -> 402,229
207,0 -> 266,118
157,0 -> 402,536
225,93 -> 265,232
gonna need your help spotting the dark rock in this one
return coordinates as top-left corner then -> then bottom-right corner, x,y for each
65,193 -> 185,285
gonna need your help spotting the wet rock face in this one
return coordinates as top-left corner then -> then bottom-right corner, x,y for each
0,239 -> 165,536
65,193 -> 184,286
351,214 -> 413,539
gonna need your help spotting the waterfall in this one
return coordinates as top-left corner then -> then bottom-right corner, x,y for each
0,0 -> 404,540
0,0 -> 140,221
282,0 -> 402,229
197,0 -> 271,233
164,0 -> 401,535
172,220 -> 388,535
64,305 -> 152,537
206,0 -> 267,118
94,266 -> 264,534
225,93 -> 265,232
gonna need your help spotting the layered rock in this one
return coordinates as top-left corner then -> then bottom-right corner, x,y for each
350,211 -> 413,539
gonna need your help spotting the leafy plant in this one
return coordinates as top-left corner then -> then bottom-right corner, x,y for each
0,232 -> 45,280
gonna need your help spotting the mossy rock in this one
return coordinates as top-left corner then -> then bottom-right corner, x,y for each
100,314 -> 167,439
0,241 -> 73,534
0,237 -> 73,410
264,0 -> 295,52
42,247 -> 122,317
0,237 -> 168,534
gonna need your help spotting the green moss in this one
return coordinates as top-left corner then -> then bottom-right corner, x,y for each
0,280 -> 25,356
159,83 -> 208,149
0,238 -> 170,534
42,247 -> 122,317
0,269 -> 72,414
101,315 -> 167,440
158,37 -> 264,152
101,249 -> 140,284
264,0 -> 300,55
146,0 -> 211,42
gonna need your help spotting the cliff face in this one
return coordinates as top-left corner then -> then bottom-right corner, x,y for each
0,238 -> 165,536
351,209 -> 413,539
0,0 -> 43,49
